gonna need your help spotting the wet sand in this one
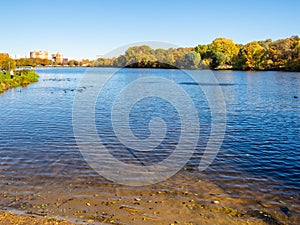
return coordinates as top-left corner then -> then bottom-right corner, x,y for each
0,211 -> 74,225
0,171 -> 298,225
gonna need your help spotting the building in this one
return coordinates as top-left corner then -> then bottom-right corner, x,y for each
52,53 -> 63,64
62,58 -> 68,64
29,51 -> 67,64
30,51 -> 49,60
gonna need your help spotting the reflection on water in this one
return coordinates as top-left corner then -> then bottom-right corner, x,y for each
0,68 -> 299,224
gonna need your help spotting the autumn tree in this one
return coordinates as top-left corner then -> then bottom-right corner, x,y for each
209,38 -> 240,66
164,48 -> 176,66
0,53 -> 16,71
172,48 -> 190,68
194,44 -> 209,58
68,59 -> 80,67
125,45 -> 156,67
234,42 -> 265,70
92,36 -> 300,71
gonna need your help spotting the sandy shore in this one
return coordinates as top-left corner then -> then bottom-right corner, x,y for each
0,211 -> 74,225
1,171 -> 298,225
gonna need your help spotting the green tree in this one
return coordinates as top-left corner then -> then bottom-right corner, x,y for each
194,44 -> 209,58
211,52 -> 229,69
185,51 -> 201,69
164,48 -> 176,66
125,45 -> 156,67
155,48 -> 166,62
172,48 -> 190,68
114,55 -> 126,67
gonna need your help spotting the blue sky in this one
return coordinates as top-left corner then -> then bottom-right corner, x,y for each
0,0 -> 299,59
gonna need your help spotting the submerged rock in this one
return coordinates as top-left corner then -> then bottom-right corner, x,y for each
280,206 -> 290,217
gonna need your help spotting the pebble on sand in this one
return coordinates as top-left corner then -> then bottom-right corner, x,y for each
211,200 -> 220,204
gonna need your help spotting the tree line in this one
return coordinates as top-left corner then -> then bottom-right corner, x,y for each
1,36 -> 300,71
0,54 -> 92,71
95,36 -> 300,71
14,58 -> 92,68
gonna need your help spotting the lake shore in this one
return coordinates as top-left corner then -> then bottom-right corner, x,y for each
0,68 -> 298,225
0,71 -> 39,93
0,211 -> 74,225
0,171 -> 296,225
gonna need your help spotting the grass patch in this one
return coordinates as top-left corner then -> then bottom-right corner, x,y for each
0,70 -> 39,93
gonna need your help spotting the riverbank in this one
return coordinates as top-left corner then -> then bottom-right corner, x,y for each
0,70 -> 39,93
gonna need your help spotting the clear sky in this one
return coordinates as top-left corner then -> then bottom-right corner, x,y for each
0,0 -> 299,59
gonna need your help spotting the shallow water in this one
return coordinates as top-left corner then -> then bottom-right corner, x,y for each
0,68 -> 299,224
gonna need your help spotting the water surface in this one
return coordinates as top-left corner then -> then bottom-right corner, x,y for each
0,68 -> 299,224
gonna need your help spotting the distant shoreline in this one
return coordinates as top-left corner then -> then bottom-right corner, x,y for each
33,65 -> 300,73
